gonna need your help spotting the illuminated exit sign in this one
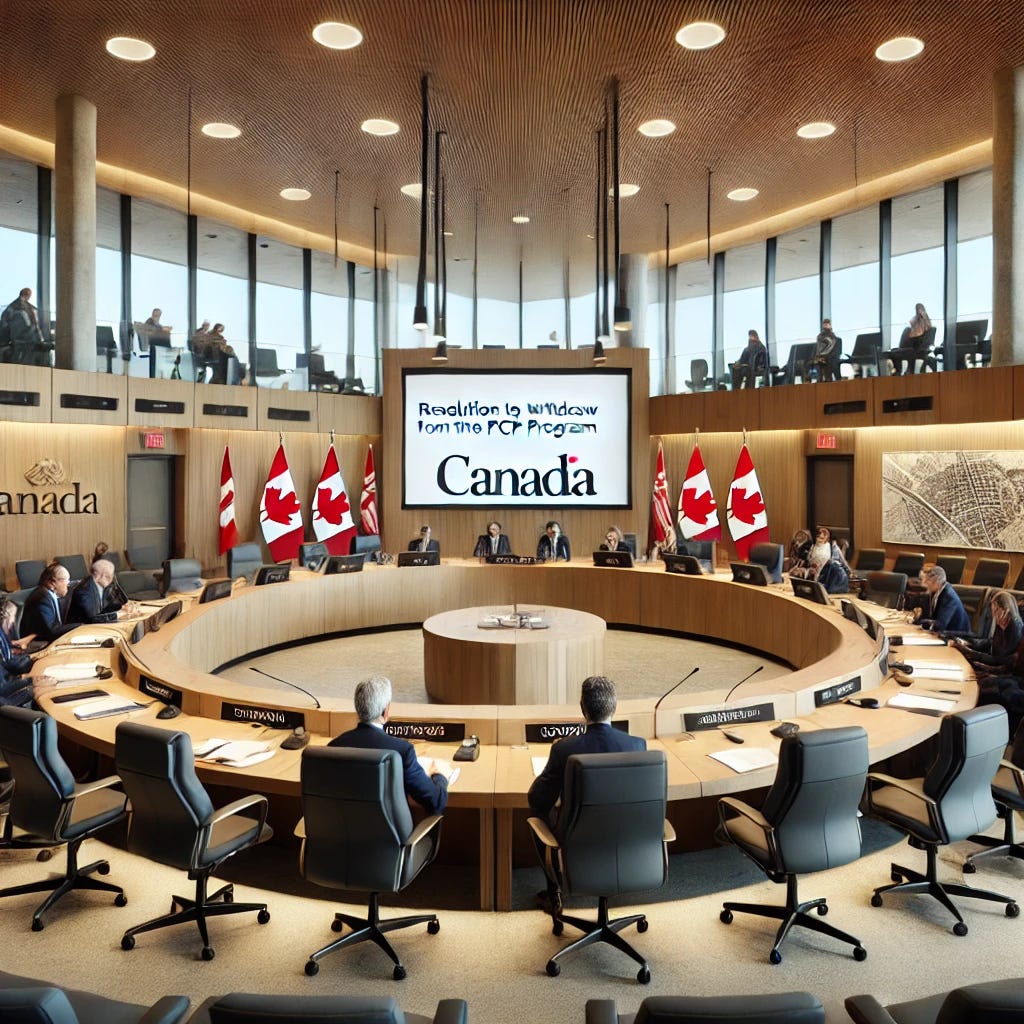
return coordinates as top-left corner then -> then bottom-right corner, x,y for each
143,432 -> 165,449
816,432 -> 837,449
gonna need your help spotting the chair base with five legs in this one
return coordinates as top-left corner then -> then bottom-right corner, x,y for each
546,894 -> 651,984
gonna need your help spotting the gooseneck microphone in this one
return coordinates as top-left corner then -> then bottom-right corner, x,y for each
249,667 -> 322,709
722,664 -> 764,704
652,666 -> 699,739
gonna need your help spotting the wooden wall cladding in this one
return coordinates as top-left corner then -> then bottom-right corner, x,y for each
193,383 -> 257,430
699,386 -> 761,433
51,369 -> 127,426
650,393 -> 704,437
317,393 -> 382,437
0,365 -> 51,423
807,377 -> 874,429
939,366 -> 1012,423
872,374 -> 940,426
128,376 -> 195,427
256,388 -> 319,433
381,348 -> 650,561
1013,365 -> 1024,419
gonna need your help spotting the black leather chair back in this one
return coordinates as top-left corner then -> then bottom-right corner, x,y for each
301,747 -> 414,893
0,707 -> 76,840
631,992 -> 825,1024
922,707 -> 1007,843
299,542 -> 328,569
226,543 -> 263,580
160,558 -> 203,596
853,548 -> 885,572
351,535 -> 382,558
974,558 -> 1010,589
891,551 -> 925,577
936,554 -> 967,585
206,994 -> 409,1024
863,571 -> 908,608
14,560 -> 46,590
115,723 -> 216,870
760,727 -> 868,875
952,585 -> 991,634
749,542 -> 784,583
555,751 -> 667,897
54,554 -> 88,583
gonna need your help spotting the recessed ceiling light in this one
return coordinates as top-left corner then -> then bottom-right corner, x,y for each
675,21 -> 726,50
512,215 -> 530,224
875,36 -> 924,62
608,184 -> 640,197
727,187 -> 759,202
796,121 -> 836,139
638,119 -> 676,138
105,37 -> 156,61
361,119 -> 400,136
201,122 -> 241,139
312,21 -> 363,49
400,183 -> 423,198
280,188 -> 311,201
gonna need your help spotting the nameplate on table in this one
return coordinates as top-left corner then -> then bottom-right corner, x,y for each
220,702 -> 305,730
485,555 -> 537,565
877,650 -> 889,678
134,398 -> 186,415
814,676 -> 862,707
682,702 -> 775,733
139,675 -> 183,709
0,389 -> 40,407
385,721 -> 466,742
524,719 -> 631,743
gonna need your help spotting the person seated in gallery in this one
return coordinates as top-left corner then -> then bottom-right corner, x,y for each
917,564 -> 970,633
789,526 -> 849,593
786,528 -> 812,572
474,521 -> 512,559
20,563 -> 77,644
0,287 -> 51,366
407,525 -> 440,554
730,329 -> 768,389
952,590 -> 1023,668
67,558 -> 139,625
197,323 -> 236,384
888,302 -> 932,375
808,318 -> 839,381
975,633 -> 1024,734
536,520 -> 571,562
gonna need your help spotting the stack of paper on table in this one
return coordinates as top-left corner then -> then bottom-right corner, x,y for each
416,755 -> 460,786
887,692 -> 957,713
893,635 -> 946,646
903,660 -> 966,680
708,747 -> 778,773
193,738 -> 275,768
73,695 -> 145,720
44,664 -> 104,684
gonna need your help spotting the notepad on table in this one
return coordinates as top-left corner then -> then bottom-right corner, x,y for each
887,692 -> 957,713
708,747 -> 778,773
65,634 -> 105,646
417,755 -> 460,786
903,660 -> 966,680
45,664 -> 105,685
892,635 -> 946,646
73,695 -> 145,720
194,739 -> 274,768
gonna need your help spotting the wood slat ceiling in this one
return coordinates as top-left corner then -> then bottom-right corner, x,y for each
2,0 -> 1022,300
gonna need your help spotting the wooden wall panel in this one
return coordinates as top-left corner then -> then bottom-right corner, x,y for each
699,387 -> 761,434
650,393 -> 704,437
0,365 -> 51,422
127,376 -> 195,428
758,381 -> 820,430
872,374 -> 940,427
806,377 -> 874,428
940,366 -> 1012,423
316,393 -> 382,437
256,388 -> 319,433
1013,365 -> 1024,419
51,369 -> 127,426
193,383 -> 257,429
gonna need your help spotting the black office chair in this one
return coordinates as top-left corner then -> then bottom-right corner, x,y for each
936,554 -> 967,585
351,534 -> 382,560
0,707 -> 128,930
114,723 -> 272,960
963,720 -> 1024,874
853,548 -> 886,573
254,347 -> 284,377
586,992 -> 825,1024
126,546 -> 162,572
15,559 -> 46,590
226,542 -> 263,581
298,542 -> 328,569
749,542 -> 785,584
300,746 -> 443,980
887,325 -> 937,376
846,977 -> 1024,1024
159,558 -> 203,596
864,705 -> 1020,934
950,584 -> 993,637
861,571 -> 908,608
622,532 -> 639,557
974,558 -> 1010,588
717,727 -> 868,964
188,993 -> 467,1024
1015,566 -> 1024,592
840,332 -> 882,378
54,554 -> 88,583
891,551 -> 925,577
685,358 -> 710,392
527,751 -> 672,983
951,318 -> 989,370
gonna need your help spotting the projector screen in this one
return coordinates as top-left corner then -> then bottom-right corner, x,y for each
403,368 -> 632,509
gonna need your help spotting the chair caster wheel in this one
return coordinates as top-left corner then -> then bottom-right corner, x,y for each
637,966 -> 651,984
170,900 -> 178,914
816,904 -> 828,916
304,960 -> 319,976
36,849 -> 53,862
890,870 -> 903,883
871,894 -> 883,907
114,893 -> 127,907
223,888 -> 234,903
720,909 -> 733,924
98,862 -> 110,875
769,949 -> 782,965
552,920 -> 563,936
953,922 -> 968,936
1007,903 -> 1020,918
121,935 -> 135,951
257,909 -> 270,924
637,918 -> 649,933
854,946 -> 867,962
427,919 -> 440,934
201,947 -> 215,961
331,918 -> 344,932
962,861 -> 977,874
546,960 -> 560,977
31,919 -> 43,932
393,964 -> 407,981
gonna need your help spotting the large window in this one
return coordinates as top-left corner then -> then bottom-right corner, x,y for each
775,224 -> 820,368
130,199 -> 187,352
0,156 -> 39,313
673,259 -> 713,391
831,207 -> 879,350
957,169 -> 993,333
310,250 -> 349,389
255,237 -> 303,385
96,187 -> 122,366
722,243 -> 765,372
890,184 -> 944,347
353,262 -> 376,391
196,218 -> 248,368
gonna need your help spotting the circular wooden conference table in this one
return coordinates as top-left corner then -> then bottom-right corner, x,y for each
34,559 -> 975,912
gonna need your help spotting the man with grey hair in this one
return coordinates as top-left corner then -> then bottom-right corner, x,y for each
527,675 -> 647,914
918,564 -> 971,633
329,675 -> 449,814
67,559 -> 137,625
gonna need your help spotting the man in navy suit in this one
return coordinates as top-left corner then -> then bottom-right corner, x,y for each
473,521 -> 512,559
67,559 -> 136,625
329,675 -> 449,815
528,675 -> 647,913
918,564 -> 971,633
407,525 -> 441,554
20,563 -> 76,644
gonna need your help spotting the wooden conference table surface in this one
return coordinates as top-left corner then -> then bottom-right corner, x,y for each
32,560 -> 976,911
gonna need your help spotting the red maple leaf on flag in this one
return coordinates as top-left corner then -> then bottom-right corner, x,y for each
263,486 -> 301,524
730,486 -> 765,525
315,486 -> 351,525
682,487 -> 716,525
219,489 -> 234,513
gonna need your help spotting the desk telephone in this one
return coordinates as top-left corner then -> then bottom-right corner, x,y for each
454,735 -> 480,762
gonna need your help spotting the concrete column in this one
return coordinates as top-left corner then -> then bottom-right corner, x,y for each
992,66 -> 1024,366
54,94 -> 97,371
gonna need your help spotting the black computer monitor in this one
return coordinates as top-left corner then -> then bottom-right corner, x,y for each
662,552 -> 704,575
199,578 -> 233,604
397,550 -> 440,567
841,598 -> 870,629
730,562 -> 770,586
324,554 -> 365,575
255,563 -> 291,586
791,577 -> 831,605
593,549 -> 635,569
141,599 -> 183,635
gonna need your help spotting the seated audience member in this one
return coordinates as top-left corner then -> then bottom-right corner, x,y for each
67,558 -> 138,625
731,329 -> 768,389
953,590 -> 1023,667
536,521 -> 571,562
0,598 -> 33,677
787,528 -> 812,572
199,323 -> 236,384
407,525 -> 440,554
791,526 -> 849,592
917,564 -> 970,633
473,521 -> 512,559
1,287 -> 50,366
20,563 -> 76,643
329,675 -> 451,815
888,302 -> 932,375
976,634 -> 1024,734
528,675 -> 647,915
809,318 -> 839,382
599,526 -> 626,552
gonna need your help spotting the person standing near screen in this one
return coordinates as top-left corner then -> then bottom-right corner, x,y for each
474,521 -> 512,560
536,521 -> 570,562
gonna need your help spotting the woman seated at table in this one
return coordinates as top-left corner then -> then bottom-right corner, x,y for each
953,590 -> 1023,667
976,632 -> 1024,734
790,526 -> 849,593
599,526 -> 630,554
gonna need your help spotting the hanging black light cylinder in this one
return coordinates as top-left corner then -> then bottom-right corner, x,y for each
413,75 -> 429,330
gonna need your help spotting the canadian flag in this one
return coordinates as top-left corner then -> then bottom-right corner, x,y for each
678,442 -> 721,541
259,444 -> 304,562
726,443 -> 769,561
312,444 -> 357,555
360,443 -> 380,536
218,446 -> 239,555
649,440 -> 675,548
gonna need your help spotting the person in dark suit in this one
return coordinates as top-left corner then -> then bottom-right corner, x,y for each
328,675 -> 450,815
528,675 -> 647,914
0,598 -> 35,706
473,521 -> 512,559
407,525 -> 441,554
918,564 -> 970,633
536,520 -> 571,562
20,563 -> 76,644
67,558 -> 138,625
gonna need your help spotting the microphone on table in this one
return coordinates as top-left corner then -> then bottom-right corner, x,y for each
722,664 -> 764,704
652,666 -> 699,740
249,667 -> 322,709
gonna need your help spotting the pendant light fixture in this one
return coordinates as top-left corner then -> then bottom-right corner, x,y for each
413,75 -> 429,330
611,78 -> 631,332
432,129 -> 444,341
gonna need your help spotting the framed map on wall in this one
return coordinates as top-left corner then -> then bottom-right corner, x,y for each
881,451 -> 1024,551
